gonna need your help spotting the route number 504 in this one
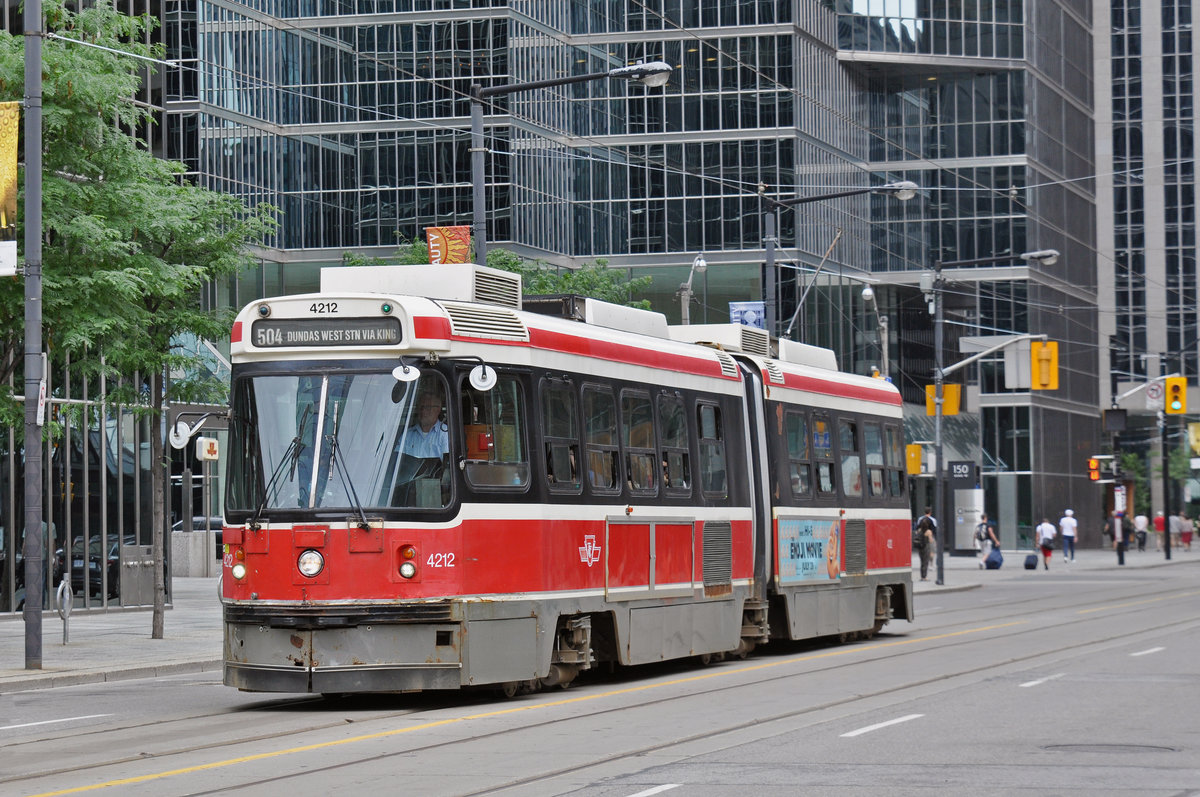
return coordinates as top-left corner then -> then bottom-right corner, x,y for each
427,552 -> 455,568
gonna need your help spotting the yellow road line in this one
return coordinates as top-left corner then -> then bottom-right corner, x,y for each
26,621 -> 1024,797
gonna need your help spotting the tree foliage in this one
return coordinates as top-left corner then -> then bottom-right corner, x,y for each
0,0 -> 274,419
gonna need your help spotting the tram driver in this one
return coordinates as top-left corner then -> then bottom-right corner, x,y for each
400,386 -> 449,458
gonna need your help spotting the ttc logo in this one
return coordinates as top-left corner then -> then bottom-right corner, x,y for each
578,535 -> 602,567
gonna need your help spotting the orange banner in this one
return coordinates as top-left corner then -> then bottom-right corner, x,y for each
426,225 -> 471,265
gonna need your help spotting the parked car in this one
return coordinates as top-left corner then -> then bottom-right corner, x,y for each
68,534 -> 138,599
171,516 -> 224,533
172,516 -> 224,559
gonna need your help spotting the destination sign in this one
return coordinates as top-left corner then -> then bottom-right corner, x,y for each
251,317 -> 402,348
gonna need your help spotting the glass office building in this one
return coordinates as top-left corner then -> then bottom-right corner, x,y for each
159,1 -> 893,325
1097,0 -> 1196,511
835,0 -> 1101,546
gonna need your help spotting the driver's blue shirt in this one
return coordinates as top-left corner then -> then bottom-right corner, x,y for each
400,423 -> 448,458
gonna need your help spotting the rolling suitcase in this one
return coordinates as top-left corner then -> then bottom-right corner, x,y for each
984,548 -> 1003,569
1024,553 -> 1038,570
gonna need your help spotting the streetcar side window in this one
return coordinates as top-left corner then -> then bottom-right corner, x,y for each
698,403 -> 727,497
839,420 -> 863,499
785,410 -> 812,499
811,415 -> 836,496
542,378 -> 580,492
622,391 -> 657,494
884,423 -> 907,498
658,393 -> 691,493
864,422 -> 887,498
462,373 -> 529,489
583,386 -> 620,493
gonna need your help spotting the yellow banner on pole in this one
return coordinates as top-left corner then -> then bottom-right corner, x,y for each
0,101 -> 18,240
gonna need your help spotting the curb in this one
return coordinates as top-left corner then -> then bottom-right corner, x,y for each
0,659 -> 223,695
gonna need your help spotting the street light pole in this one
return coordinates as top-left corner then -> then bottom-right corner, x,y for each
469,61 -> 671,266
678,252 -> 706,324
23,0 -> 44,669
932,262 -> 946,584
760,180 -> 917,341
924,248 -> 1061,585
861,284 -> 888,378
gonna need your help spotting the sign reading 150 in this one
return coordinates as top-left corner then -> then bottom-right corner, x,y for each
951,463 -> 972,479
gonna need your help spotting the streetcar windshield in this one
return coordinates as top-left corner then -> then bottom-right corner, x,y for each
227,371 -> 451,514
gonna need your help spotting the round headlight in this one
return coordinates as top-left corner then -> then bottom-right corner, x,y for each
399,561 -> 417,579
231,563 -> 247,580
297,549 -> 324,577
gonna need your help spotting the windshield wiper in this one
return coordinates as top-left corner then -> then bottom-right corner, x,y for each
326,408 -> 371,531
248,405 -> 311,530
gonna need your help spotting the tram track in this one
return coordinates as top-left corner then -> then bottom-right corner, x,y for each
8,578 -> 1198,797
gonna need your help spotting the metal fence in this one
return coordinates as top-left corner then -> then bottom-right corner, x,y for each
1,363 -> 164,613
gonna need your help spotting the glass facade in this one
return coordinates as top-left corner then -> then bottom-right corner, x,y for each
157,0 -> 888,335
1109,0 -> 1196,380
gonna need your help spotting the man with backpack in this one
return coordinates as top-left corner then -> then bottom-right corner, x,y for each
975,513 -> 1000,569
914,507 -> 937,581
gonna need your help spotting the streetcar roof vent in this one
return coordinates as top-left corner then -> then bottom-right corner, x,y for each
524,294 -> 670,339
666,323 -> 769,356
763,361 -> 786,384
714,351 -> 739,379
775,338 -> 839,371
319,264 -> 522,309
440,301 -> 530,342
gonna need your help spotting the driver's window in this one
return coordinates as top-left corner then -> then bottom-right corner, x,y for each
385,376 -> 450,509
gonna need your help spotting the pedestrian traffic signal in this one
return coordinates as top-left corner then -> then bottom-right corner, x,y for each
1088,457 -> 1101,481
1030,340 -> 1059,390
1165,376 -> 1188,414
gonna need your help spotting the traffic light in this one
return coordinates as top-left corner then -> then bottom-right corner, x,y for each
1088,457 -> 1101,481
1031,340 -> 1059,390
925,383 -> 962,416
1165,376 -> 1188,414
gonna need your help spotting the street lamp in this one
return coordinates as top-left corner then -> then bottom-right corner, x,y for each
861,284 -> 889,378
760,180 -> 918,340
925,248 -> 1061,585
470,60 -> 672,266
678,252 -> 707,324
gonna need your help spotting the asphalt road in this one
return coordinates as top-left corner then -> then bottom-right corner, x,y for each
3,564 -> 1198,797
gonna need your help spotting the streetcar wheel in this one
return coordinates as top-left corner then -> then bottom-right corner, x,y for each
698,653 -> 713,666
498,682 -> 521,699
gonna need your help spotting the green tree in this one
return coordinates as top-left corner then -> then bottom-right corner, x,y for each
0,1 -> 274,634
1120,451 -> 1150,516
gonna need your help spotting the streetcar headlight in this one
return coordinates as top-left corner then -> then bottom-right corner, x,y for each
399,560 -> 417,579
297,549 -> 324,577
231,563 -> 247,580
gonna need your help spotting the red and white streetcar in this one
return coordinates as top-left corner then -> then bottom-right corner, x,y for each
220,264 -> 913,694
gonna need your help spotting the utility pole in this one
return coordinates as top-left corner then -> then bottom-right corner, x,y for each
23,0 -> 44,670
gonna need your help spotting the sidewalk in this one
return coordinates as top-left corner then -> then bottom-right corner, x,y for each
0,577 -> 224,694
912,543 -> 1198,595
1,548 -> 1196,694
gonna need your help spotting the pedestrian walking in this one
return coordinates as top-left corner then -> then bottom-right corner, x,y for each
1154,511 -> 1166,550
1108,511 -> 1127,565
1133,512 -> 1149,552
1059,509 -> 1077,562
1178,511 -> 1193,552
1035,518 -> 1057,570
975,513 -> 1000,569
914,507 -> 937,581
